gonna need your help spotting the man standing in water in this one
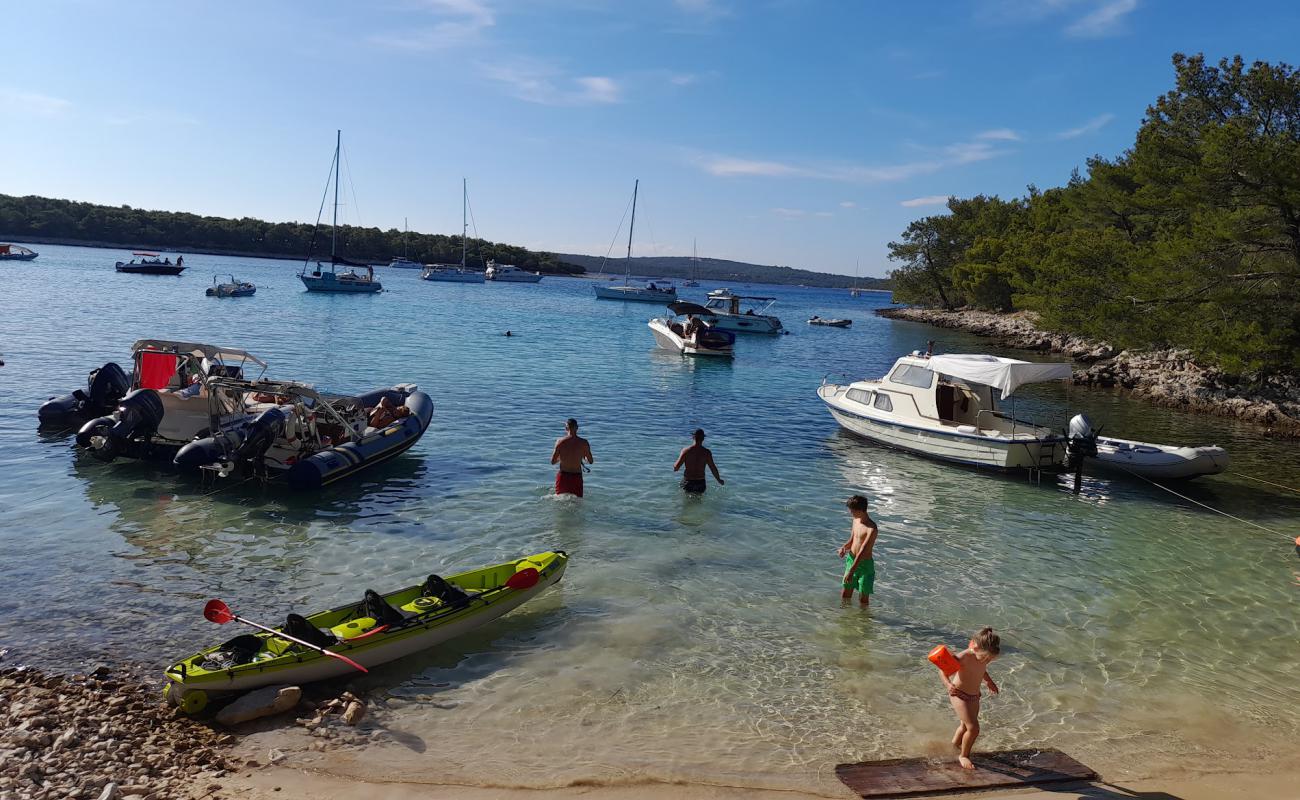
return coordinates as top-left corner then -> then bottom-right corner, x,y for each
551,418 -> 593,497
673,429 -> 724,494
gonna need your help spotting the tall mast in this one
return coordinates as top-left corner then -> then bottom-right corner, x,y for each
625,179 -> 638,282
693,237 -> 697,280
403,217 -> 408,258
331,129 -> 340,259
461,178 -> 467,269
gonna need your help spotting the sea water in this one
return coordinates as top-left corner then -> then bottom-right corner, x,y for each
1,244 -> 1297,790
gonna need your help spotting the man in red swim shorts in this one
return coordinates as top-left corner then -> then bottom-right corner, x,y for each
550,418 -> 593,497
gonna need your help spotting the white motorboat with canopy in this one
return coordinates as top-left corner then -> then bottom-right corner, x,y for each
702,289 -> 783,334
485,261 -> 542,282
648,301 -> 736,357
593,180 -> 679,303
818,351 -> 1073,471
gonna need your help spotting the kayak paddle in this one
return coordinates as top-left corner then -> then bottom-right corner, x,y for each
505,568 -> 540,590
203,599 -> 369,673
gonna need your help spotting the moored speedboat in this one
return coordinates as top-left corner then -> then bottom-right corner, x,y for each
206,275 -> 256,297
485,261 -> 542,282
809,316 -> 851,327
818,352 -> 1072,471
648,301 -> 735,357
163,551 -> 568,712
116,253 -> 185,275
702,289 -> 784,334
388,257 -> 423,270
422,179 -> 485,284
0,243 -> 38,261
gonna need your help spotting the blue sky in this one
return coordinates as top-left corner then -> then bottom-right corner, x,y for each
4,1 -> 1297,277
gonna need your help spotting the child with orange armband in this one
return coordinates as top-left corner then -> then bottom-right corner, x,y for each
933,627 -> 1001,770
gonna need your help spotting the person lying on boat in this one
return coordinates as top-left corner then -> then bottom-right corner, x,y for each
367,395 -> 410,428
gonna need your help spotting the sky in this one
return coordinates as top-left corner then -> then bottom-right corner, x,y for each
4,1 -> 1298,277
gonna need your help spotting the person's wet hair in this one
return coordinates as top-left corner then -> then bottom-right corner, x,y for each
845,495 -> 869,512
694,428 -> 705,443
566,418 -> 578,432
973,627 -> 1000,656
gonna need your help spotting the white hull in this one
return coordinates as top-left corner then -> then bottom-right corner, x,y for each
487,271 -> 542,282
818,385 -> 1063,470
705,313 -> 783,335
178,561 -> 566,695
389,259 -> 423,269
422,269 -> 485,283
1091,437 -> 1229,480
648,319 -> 733,357
594,284 -> 677,302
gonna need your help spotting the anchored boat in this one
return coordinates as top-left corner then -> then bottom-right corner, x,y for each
206,275 -> 256,297
809,316 -> 852,328
163,551 -> 568,712
648,301 -> 736,357
593,180 -> 679,303
485,261 -> 541,282
116,253 -> 185,275
1067,415 -> 1230,480
702,289 -> 784,334
819,352 -> 1072,471
0,243 -> 38,261
422,179 -> 486,284
299,131 -> 383,294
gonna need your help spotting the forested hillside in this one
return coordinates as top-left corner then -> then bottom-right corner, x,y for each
0,195 -> 581,274
558,253 -> 891,289
888,53 -> 1300,374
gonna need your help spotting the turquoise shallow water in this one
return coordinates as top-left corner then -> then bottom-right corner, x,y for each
1,244 -> 1298,789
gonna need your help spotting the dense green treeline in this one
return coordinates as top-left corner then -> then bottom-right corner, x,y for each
556,252 -> 892,289
0,194 -> 582,274
888,53 -> 1300,374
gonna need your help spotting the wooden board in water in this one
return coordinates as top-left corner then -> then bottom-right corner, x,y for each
835,748 -> 1097,798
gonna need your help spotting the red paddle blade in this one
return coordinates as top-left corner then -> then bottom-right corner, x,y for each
505,568 -> 540,590
203,599 -> 234,624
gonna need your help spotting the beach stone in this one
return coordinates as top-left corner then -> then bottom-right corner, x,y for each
215,685 -> 302,726
97,783 -> 119,800
342,700 -> 366,726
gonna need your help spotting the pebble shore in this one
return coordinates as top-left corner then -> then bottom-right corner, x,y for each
877,307 -> 1300,437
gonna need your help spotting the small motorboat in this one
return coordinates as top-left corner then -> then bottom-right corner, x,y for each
422,264 -> 485,283
648,301 -> 736,357
206,275 -> 256,297
1068,415 -> 1230,480
809,316 -> 852,328
116,252 -> 185,275
163,551 -> 568,712
0,243 -> 38,261
702,289 -> 784,334
485,261 -> 542,282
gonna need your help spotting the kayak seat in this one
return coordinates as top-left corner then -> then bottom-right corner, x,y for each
361,588 -> 410,626
200,633 -> 264,670
285,612 -> 338,649
421,574 -> 473,607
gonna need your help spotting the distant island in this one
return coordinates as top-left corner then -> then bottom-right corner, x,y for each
1,193 -> 891,289
558,253 -> 891,290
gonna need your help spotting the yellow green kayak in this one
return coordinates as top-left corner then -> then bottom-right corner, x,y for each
163,551 -> 567,713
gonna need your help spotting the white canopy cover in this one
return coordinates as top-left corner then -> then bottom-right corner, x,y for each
928,354 -> 1072,399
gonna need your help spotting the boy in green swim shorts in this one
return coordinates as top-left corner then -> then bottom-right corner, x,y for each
837,495 -> 878,607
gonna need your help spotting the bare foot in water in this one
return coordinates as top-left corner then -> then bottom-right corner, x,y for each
958,755 -> 975,770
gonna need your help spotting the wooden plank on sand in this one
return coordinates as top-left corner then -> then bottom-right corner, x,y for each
835,748 -> 1097,798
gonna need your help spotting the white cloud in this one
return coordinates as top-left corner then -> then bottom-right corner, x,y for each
370,0 -> 495,51
1065,0 -> 1137,37
669,72 -> 699,86
900,195 -> 951,208
814,211 -> 834,217
839,201 -> 857,208
481,61 -> 622,106
771,207 -> 806,217
0,88 -> 71,116
1056,112 -> 1115,139
698,135 -> 1011,185
977,128 -> 1021,141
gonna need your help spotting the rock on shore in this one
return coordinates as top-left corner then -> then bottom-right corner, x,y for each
0,665 -> 239,800
877,306 -> 1300,437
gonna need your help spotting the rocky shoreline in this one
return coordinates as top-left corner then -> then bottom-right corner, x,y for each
877,307 -> 1300,437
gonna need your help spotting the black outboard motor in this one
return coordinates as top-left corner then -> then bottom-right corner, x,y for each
1065,413 -> 1100,493
38,362 -> 130,424
233,407 -> 287,463
175,407 -> 287,474
76,389 -> 165,462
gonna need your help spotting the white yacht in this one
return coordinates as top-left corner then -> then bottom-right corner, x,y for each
592,180 -> 679,303
422,179 -> 485,284
648,301 -> 735,357
389,218 -> 422,269
817,352 -> 1073,471
485,261 -> 542,282
702,289 -> 783,334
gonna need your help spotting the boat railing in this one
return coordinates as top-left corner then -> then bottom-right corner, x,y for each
821,372 -> 852,388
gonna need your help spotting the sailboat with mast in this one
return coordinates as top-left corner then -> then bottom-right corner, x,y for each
683,239 -> 701,287
423,179 -> 485,283
593,180 -> 677,303
299,130 -> 383,293
389,218 -> 422,269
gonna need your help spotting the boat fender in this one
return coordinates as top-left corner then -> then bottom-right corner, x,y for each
108,389 -> 165,443
234,407 -> 288,462
928,645 -> 961,676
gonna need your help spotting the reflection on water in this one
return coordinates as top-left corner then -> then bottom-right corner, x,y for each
1,244 -> 1298,789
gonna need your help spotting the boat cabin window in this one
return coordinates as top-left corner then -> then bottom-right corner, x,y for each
846,388 -> 872,404
873,392 -> 894,412
889,364 -> 935,389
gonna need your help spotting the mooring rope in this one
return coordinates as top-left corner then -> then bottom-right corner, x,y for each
1228,470 -> 1300,495
1120,467 -> 1294,542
